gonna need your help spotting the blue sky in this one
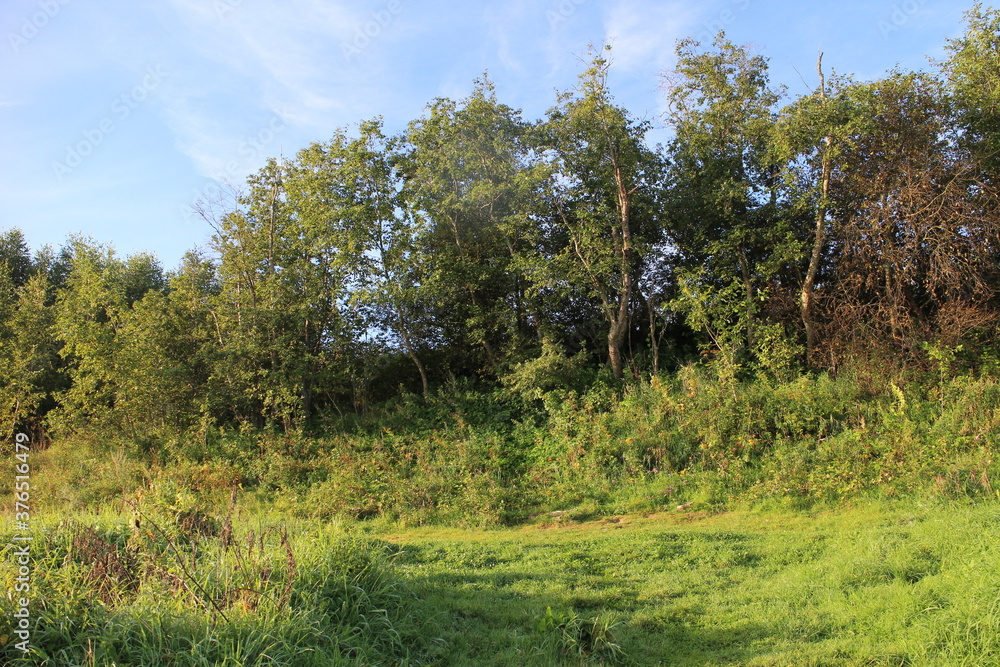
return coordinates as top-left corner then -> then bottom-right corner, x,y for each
1,0 -> 973,270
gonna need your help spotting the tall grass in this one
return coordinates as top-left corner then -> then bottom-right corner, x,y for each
0,499 -> 442,665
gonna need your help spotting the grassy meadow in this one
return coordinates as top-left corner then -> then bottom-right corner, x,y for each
5,6 -> 1000,663
3,498 -> 1000,665
3,367 -> 1000,665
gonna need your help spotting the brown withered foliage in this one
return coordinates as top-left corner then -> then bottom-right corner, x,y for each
819,74 -> 1000,363
69,524 -> 140,604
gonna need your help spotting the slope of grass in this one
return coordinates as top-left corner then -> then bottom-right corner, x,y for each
27,371 -> 1000,530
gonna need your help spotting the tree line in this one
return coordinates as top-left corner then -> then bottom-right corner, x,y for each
3,5 -> 999,438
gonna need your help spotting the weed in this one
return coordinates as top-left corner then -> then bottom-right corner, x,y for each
533,606 -> 625,663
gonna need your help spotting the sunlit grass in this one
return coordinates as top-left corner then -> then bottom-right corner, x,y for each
381,499 -> 1000,665
2,497 -> 999,664
9,369 -> 1000,664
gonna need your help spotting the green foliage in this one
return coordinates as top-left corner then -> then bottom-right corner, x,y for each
5,24 -> 1000,438
663,33 -> 812,376
670,267 -> 804,383
0,228 -> 33,288
48,240 -> 166,436
208,153 -> 371,429
944,3 -> 1000,173
500,338 -> 595,404
538,46 -> 666,379
27,357 -> 1000,539
402,77 -> 547,377
0,272 -> 63,435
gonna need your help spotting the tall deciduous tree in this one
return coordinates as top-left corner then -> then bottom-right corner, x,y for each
943,3 -> 1000,177
52,240 -> 166,434
401,77 -> 547,376
663,33 -> 789,370
0,233 -> 70,437
111,251 -> 221,435
0,229 -> 33,288
771,57 -> 857,359
540,48 -> 665,379
212,151 -> 372,428
0,272 -> 62,437
332,119 -> 433,396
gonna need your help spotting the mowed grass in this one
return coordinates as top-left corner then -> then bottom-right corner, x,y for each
375,500 -> 1000,665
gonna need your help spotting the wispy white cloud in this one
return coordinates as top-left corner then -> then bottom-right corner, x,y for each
597,0 -> 699,130
482,0 -> 537,76
153,0 -> 362,174
602,0 -> 693,73
491,21 -> 522,75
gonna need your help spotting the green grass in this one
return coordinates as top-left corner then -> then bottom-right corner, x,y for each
8,369 -> 1000,663
375,499 -> 1000,665
3,498 -> 1000,664
0,507 -> 442,665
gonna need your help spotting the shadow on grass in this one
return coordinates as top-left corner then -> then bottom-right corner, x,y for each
399,565 -> 788,666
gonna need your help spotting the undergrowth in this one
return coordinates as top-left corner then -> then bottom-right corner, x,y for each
31,367 -> 1000,528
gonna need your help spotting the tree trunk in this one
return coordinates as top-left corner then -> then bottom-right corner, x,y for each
396,308 -> 429,397
647,296 -> 659,375
608,162 -> 634,380
801,53 -> 833,360
738,251 -> 755,351
608,312 -> 628,380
